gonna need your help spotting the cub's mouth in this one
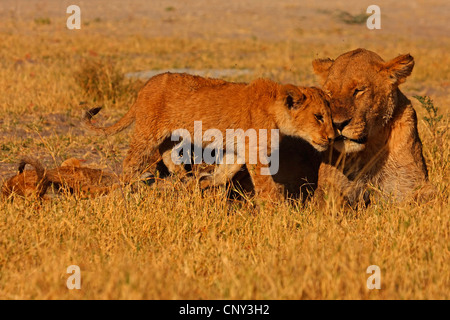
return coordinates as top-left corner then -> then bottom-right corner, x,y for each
311,139 -> 331,152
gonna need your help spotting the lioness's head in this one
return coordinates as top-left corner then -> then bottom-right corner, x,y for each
313,48 -> 414,153
276,85 -> 335,152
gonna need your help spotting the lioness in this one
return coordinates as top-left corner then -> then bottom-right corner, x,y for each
312,48 -> 434,204
83,72 -> 335,201
1,157 -> 118,199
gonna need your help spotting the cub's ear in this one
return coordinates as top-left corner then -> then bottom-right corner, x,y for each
281,85 -> 306,109
312,58 -> 334,84
61,158 -> 84,168
384,53 -> 414,85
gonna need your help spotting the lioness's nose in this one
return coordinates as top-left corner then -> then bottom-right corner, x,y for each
333,118 -> 352,132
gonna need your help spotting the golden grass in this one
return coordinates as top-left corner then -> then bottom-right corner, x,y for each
0,8 -> 449,299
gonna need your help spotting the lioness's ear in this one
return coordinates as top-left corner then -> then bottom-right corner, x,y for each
384,54 -> 414,85
282,85 -> 306,109
312,58 -> 334,84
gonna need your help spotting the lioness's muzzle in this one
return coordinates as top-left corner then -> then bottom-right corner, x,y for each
335,135 -> 368,144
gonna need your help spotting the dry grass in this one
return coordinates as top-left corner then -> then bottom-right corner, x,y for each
0,1 -> 449,299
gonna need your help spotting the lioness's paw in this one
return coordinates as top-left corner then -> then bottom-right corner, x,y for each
198,174 -> 213,189
413,183 -> 437,203
140,172 -> 156,186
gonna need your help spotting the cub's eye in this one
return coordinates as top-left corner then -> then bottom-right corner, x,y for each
353,87 -> 366,97
315,114 -> 324,123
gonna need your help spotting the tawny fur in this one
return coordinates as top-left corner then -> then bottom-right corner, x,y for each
1,157 -> 119,199
312,48 -> 434,205
83,72 -> 335,201
1,156 -> 49,199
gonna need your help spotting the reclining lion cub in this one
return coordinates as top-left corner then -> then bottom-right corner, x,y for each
312,48 -> 434,205
1,157 -> 118,199
1,157 -> 49,199
83,72 -> 335,201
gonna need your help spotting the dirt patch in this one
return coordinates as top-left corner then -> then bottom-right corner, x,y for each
1,0 -> 448,40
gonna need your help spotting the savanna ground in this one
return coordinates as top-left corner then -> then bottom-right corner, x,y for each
0,0 -> 449,299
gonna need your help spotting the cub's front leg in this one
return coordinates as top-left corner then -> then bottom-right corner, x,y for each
198,151 -> 243,189
247,163 -> 284,203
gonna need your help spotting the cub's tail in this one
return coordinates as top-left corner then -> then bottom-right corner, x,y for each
82,105 -> 135,136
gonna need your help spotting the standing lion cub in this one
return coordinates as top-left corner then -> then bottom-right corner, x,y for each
83,72 -> 335,201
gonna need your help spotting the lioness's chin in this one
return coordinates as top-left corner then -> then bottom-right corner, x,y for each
333,140 -> 366,153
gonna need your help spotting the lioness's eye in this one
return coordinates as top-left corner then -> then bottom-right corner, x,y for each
353,88 -> 365,97
315,114 -> 324,123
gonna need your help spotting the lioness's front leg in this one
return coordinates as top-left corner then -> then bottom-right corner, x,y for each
315,162 -> 363,208
381,104 -> 436,201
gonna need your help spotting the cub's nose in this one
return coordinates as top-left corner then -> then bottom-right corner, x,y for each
333,118 -> 352,133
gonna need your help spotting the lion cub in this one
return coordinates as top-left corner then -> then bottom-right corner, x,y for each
83,73 -> 334,201
1,157 -> 118,199
1,157 -> 48,199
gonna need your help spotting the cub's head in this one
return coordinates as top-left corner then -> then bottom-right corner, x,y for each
313,48 -> 414,153
277,85 -> 335,152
